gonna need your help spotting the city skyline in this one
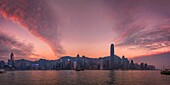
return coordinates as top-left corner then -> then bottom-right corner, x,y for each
0,0 -> 170,68
0,43 -> 156,70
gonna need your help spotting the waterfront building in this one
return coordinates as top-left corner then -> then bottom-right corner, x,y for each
121,55 -> 129,70
0,61 -> 5,69
130,60 -> 135,70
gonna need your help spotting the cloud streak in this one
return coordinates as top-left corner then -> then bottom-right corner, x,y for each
0,31 -> 34,60
0,0 -> 64,57
104,0 -> 170,52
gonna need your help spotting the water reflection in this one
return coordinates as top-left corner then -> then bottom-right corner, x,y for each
0,70 -> 170,85
107,70 -> 116,85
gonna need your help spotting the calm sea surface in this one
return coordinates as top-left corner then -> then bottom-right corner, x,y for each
0,70 -> 169,85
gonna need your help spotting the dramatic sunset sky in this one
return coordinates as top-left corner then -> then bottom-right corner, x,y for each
0,0 -> 170,68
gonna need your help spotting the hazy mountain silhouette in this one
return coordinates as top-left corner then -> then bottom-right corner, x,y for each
132,52 -> 170,69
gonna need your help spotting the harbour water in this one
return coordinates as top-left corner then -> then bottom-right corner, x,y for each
0,70 -> 170,85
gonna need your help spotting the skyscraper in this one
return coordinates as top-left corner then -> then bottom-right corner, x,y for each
10,53 -> 14,60
9,52 -> 15,68
110,43 -> 114,69
110,44 -> 114,56
76,54 -> 80,69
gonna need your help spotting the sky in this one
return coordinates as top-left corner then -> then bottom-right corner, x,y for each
0,0 -> 170,67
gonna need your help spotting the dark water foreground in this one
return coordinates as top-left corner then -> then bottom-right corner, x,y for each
0,70 -> 169,85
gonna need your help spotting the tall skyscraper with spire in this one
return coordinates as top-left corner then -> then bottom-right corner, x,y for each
10,52 -> 15,67
110,43 -> 114,69
8,52 -> 15,68
10,53 -> 14,61
110,43 -> 114,56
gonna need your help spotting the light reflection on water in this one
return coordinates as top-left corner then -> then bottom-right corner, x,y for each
0,70 -> 170,85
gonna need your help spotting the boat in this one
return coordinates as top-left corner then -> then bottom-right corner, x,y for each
161,69 -> 170,75
0,69 -> 6,73
75,68 -> 84,71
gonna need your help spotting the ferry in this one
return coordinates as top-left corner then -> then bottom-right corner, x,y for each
161,68 -> 170,75
75,68 -> 84,71
0,69 -> 6,73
